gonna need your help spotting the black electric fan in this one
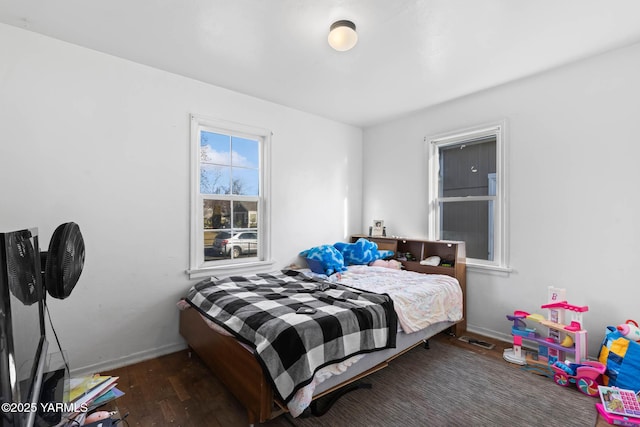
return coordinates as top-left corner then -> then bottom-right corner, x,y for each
4,229 -> 41,305
41,222 -> 85,299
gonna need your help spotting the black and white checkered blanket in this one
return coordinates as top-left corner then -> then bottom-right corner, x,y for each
185,270 -> 397,403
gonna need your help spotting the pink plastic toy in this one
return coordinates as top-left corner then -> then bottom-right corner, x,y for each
564,320 -> 581,332
596,403 -> 640,426
617,319 -> 640,342
550,360 -> 606,396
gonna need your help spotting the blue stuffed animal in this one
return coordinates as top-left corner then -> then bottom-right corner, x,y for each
334,238 -> 395,265
299,245 -> 347,276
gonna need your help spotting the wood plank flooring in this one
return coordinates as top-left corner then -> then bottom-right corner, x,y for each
102,332 -> 511,426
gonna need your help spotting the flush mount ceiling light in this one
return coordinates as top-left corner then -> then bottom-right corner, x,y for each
328,20 -> 358,52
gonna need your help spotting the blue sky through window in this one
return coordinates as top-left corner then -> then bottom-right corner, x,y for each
200,131 -> 259,195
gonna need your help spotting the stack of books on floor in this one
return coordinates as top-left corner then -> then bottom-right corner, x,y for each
59,375 -> 124,426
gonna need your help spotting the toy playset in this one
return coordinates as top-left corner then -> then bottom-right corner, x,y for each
596,385 -> 640,426
596,403 -> 640,427
504,287 -> 607,397
598,385 -> 640,417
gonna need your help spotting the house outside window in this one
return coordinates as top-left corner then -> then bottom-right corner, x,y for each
427,121 -> 509,271
189,115 -> 271,278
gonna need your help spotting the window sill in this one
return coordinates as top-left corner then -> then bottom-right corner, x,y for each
466,261 -> 512,275
187,259 -> 276,280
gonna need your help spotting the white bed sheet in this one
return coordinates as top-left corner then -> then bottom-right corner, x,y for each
290,266 -> 463,416
334,265 -> 463,333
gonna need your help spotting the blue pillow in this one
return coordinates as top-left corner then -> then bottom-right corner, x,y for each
334,238 -> 393,265
299,245 -> 347,276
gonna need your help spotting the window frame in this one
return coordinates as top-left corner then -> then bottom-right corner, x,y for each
426,120 -> 510,272
188,114 -> 273,279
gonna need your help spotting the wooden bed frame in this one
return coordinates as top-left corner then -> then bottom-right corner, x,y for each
179,252 -> 466,425
180,307 -> 276,424
179,307 -> 460,425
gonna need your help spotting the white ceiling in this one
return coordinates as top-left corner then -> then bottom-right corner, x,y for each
3,0 -> 640,127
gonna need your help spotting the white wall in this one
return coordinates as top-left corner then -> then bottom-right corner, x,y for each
0,24 -> 363,373
363,41 -> 640,356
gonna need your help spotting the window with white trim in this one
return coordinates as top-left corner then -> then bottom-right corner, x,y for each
427,121 -> 508,270
189,115 -> 271,277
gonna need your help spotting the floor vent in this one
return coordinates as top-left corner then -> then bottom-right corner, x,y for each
458,335 -> 496,350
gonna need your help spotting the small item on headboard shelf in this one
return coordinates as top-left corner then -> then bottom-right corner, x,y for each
371,220 -> 385,237
420,256 -> 441,266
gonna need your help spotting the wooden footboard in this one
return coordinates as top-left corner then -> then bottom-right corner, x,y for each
179,307 -> 389,424
179,307 -> 274,425
179,305 -> 456,425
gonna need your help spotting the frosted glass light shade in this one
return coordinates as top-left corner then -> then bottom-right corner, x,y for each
328,20 -> 358,51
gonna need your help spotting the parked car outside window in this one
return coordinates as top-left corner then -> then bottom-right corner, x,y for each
211,231 -> 258,259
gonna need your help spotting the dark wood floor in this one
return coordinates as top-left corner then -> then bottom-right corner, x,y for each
102,331 -> 511,426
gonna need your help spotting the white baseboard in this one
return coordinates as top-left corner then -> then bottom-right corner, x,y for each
69,326 -> 519,376
466,324 -> 548,352
466,324 -> 512,343
70,342 -> 188,377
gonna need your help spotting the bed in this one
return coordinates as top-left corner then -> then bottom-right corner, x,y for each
179,264 -> 464,426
